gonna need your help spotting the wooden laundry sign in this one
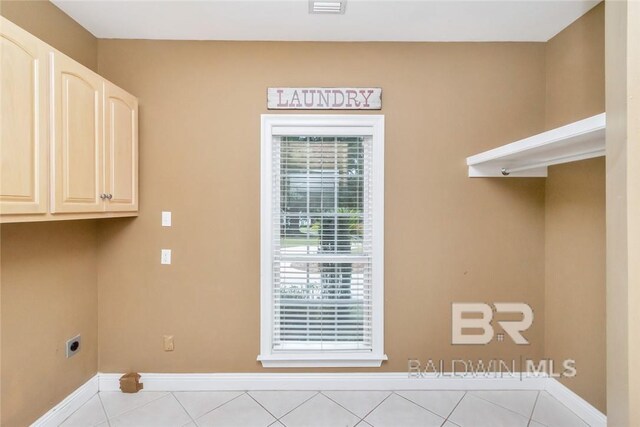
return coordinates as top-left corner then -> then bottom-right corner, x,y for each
267,87 -> 382,110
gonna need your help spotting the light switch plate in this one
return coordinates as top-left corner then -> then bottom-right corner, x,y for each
161,249 -> 172,265
162,211 -> 172,227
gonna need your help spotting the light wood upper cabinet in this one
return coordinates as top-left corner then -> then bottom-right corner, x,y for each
0,16 -> 139,222
0,18 -> 48,215
51,51 -> 104,213
104,81 -> 138,212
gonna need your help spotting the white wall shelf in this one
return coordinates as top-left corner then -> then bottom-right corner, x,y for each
467,113 -> 606,177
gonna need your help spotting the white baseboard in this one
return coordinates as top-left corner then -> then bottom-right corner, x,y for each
545,377 -> 607,427
98,371 -> 548,392
33,372 -> 606,427
31,375 -> 98,427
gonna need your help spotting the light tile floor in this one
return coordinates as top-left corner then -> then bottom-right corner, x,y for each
59,389 -> 590,427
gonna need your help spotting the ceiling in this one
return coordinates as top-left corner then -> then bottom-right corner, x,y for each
51,0 -> 600,42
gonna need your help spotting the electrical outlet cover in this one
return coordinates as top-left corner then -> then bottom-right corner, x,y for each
163,335 -> 175,351
66,335 -> 81,358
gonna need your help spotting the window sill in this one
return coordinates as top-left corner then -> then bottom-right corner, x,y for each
257,353 -> 388,368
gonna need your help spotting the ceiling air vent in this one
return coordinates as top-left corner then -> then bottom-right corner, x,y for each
309,0 -> 346,14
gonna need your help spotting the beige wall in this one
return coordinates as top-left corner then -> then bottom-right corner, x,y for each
0,0 -> 97,71
544,159 -> 606,411
545,3 -> 605,130
95,40 -> 547,373
543,3 -> 606,413
0,2 -> 100,426
1,223 -> 99,426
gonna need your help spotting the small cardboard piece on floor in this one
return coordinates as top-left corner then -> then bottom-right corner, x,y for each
119,372 -> 143,393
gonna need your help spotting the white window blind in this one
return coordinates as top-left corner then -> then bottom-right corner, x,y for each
260,114 -> 385,368
272,135 -> 372,352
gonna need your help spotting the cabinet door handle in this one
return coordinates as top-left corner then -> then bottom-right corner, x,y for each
100,193 -> 107,200
107,193 -> 113,200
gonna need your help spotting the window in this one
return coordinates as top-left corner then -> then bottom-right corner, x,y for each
259,115 -> 385,367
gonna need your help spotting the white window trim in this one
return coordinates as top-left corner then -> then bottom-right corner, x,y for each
259,114 -> 386,368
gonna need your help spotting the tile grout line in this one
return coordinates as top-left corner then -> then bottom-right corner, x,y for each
169,392 -> 197,426
271,391 -> 320,423
318,390 -> 373,422
101,391 -> 171,421
57,392 -> 104,427
187,391 -> 247,423
97,393 -> 112,427
530,391 -> 588,427
544,392 -> 592,426
245,391 -> 279,423
527,391 -> 542,427
462,392 -> 533,422
470,390 -> 542,421
393,391 -> 449,422
358,391 -> 394,422
443,390 -> 467,424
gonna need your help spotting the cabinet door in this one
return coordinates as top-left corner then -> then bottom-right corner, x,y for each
0,17 -> 48,215
104,81 -> 138,212
51,51 -> 104,213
